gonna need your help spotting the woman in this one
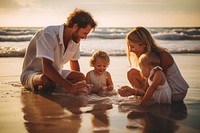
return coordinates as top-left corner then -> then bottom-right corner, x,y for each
118,27 -> 189,102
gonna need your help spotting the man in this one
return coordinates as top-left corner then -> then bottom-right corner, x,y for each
20,9 -> 97,94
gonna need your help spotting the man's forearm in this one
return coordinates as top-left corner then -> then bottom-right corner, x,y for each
42,58 -> 73,89
70,60 -> 80,71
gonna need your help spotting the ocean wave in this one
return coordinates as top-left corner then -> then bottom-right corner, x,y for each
0,27 -> 200,41
88,34 -> 126,39
0,46 -> 199,57
153,32 -> 200,40
0,47 -> 25,57
89,27 -> 200,40
0,27 -> 39,35
0,35 -> 32,42
0,27 -> 38,42
0,30 -> 36,36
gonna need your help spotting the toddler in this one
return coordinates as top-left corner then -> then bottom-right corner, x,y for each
86,50 -> 116,96
139,52 -> 171,104
119,52 -> 172,105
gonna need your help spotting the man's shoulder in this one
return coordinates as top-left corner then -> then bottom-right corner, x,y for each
42,24 -> 65,44
44,24 -> 64,34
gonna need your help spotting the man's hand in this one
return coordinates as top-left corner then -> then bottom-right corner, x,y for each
67,80 -> 91,95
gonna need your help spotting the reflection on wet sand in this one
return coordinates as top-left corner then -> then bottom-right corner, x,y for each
127,111 -> 179,133
88,104 -> 112,133
119,102 -> 188,133
21,91 -> 83,133
21,89 -> 200,133
20,91 -> 113,133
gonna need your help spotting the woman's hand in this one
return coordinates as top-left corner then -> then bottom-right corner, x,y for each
118,86 -> 134,97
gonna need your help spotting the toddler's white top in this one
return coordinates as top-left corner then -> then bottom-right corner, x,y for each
148,66 -> 171,104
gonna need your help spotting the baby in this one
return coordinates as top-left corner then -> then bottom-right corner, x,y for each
118,52 -> 171,105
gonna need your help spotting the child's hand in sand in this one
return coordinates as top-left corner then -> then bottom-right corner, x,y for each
106,85 -> 113,91
118,86 -> 134,97
91,86 -> 103,94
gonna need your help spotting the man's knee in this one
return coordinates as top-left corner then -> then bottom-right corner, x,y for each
73,72 -> 86,82
78,72 -> 86,81
40,75 -> 56,88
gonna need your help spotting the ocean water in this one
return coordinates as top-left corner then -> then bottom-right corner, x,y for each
0,26 -> 200,57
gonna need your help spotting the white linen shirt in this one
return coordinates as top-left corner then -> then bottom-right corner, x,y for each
20,24 -> 80,85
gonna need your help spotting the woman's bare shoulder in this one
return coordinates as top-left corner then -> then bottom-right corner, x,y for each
160,51 -> 172,59
159,51 -> 174,73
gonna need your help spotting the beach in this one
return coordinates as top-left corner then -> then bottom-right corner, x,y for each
0,54 -> 200,133
1,0 -> 200,131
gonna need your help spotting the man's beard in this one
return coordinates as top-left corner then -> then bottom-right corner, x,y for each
72,29 -> 80,43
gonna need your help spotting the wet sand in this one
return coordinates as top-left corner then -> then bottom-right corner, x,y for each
0,54 -> 200,133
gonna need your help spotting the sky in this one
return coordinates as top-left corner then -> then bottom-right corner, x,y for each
0,0 -> 200,27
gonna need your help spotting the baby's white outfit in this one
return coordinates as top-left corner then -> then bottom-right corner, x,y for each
148,66 -> 171,104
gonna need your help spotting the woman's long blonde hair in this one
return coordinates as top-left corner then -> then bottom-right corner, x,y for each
126,26 -> 167,67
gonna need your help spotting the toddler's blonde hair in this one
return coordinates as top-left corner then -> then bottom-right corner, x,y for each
90,50 -> 110,67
